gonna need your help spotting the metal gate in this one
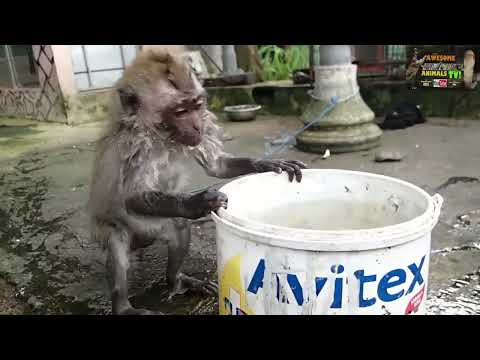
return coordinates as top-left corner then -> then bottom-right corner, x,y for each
0,45 -> 67,122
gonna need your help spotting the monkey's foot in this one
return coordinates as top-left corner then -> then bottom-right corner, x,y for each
117,307 -> 164,315
168,273 -> 218,300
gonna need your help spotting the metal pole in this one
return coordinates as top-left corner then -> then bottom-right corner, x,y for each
81,45 -> 93,88
319,45 -> 351,66
119,45 -> 126,69
222,45 -> 239,75
5,45 -> 19,88
309,45 -> 314,81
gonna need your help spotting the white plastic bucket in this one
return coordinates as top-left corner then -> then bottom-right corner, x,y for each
212,169 -> 443,315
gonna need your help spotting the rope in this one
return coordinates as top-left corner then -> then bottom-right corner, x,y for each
189,88 -> 360,194
198,46 -> 223,74
264,88 -> 360,158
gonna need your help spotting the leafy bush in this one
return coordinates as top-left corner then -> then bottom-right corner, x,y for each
258,45 -> 309,81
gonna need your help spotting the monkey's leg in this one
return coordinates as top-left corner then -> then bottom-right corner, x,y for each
166,219 -> 217,300
107,227 -> 164,315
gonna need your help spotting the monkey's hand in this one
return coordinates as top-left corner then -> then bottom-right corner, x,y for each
184,189 -> 228,219
252,159 -> 307,183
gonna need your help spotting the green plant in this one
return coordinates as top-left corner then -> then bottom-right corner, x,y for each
258,45 -> 309,81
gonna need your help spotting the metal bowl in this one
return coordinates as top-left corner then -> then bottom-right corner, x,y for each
224,104 -> 262,121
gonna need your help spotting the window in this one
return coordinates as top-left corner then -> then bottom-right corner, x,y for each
0,45 -> 40,88
71,45 -> 140,91
0,46 -> 12,87
352,45 -> 407,78
353,45 -> 386,75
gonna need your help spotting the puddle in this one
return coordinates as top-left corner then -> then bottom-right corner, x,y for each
0,148 -> 219,314
131,276 -> 218,315
427,270 -> 480,314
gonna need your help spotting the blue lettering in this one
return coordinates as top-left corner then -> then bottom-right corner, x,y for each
406,255 -> 425,294
331,278 -> 343,308
355,270 -> 377,307
276,274 -> 280,301
247,259 -> 265,294
377,269 -> 406,302
287,274 -> 304,306
330,264 -> 344,273
315,277 -> 327,296
331,264 -> 344,308
245,254 -> 427,310
224,298 -> 232,315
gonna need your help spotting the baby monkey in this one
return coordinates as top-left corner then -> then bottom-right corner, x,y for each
89,45 -> 307,315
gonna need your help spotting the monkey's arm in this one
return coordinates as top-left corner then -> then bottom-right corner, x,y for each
203,156 -> 307,183
195,111 -> 307,182
125,189 -> 227,220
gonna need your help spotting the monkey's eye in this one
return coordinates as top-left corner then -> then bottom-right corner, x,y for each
175,108 -> 188,115
167,75 -> 178,90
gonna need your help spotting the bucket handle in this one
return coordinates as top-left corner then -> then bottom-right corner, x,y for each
431,193 -> 444,227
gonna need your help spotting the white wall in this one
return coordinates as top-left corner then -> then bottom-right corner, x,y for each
70,45 -> 139,91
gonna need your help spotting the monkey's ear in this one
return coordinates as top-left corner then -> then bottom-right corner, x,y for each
118,87 -> 140,116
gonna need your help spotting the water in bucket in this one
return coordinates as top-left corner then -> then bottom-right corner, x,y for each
212,169 -> 443,315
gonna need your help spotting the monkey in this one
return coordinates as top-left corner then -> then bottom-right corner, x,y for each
463,50 -> 477,90
378,102 -> 426,130
405,48 -> 427,88
89,45 -> 307,315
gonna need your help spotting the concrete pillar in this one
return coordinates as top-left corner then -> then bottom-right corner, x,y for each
319,45 -> 352,65
222,45 -> 243,75
312,45 -> 321,66
51,45 -> 77,97
296,45 -> 382,154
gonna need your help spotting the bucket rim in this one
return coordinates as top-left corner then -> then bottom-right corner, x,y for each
213,211 -> 432,251
214,169 -> 443,251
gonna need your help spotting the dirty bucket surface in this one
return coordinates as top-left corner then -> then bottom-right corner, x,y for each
251,199 -> 414,231
212,169 -> 443,315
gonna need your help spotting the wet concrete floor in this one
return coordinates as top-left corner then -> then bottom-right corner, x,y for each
0,115 -> 479,314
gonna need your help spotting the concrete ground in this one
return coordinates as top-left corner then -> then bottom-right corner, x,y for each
0,115 -> 479,315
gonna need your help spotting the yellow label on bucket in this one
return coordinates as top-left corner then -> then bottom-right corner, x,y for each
219,255 -> 254,315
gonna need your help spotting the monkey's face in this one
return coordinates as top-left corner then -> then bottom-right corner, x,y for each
117,83 -> 207,147
161,94 -> 207,146
116,48 -> 209,147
